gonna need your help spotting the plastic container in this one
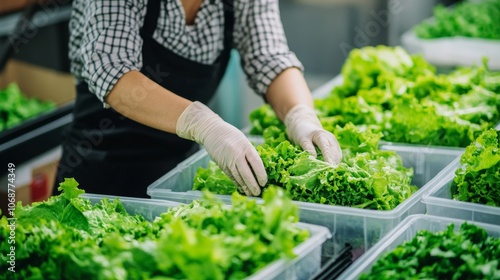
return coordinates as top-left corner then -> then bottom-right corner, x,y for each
336,214 -> 500,279
82,194 -> 182,221
402,30 -> 500,71
422,158 -> 500,226
81,194 -> 331,280
377,142 -> 464,188
147,143 -> 463,260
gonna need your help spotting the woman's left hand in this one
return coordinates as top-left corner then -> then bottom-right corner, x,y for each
284,104 -> 342,165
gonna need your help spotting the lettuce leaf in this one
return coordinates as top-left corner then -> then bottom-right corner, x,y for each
193,161 -> 237,194
413,0 -> 500,40
1,180 -> 307,279
360,223 -> 500,279
452,128 -> 500,206
194,123 -> 416,210
249,46 -> 500,148
0,83 -> 56,131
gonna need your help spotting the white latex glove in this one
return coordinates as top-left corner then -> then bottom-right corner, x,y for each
284,104 -> 342,165
176,101 -> 267,196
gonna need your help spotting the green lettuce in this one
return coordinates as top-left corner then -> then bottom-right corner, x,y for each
194,123 -> 416,210
193,161 -> 237,194
0,179 -> 308,279
0,83 -> 56,132
452,128 -> 500,206
413,0 -> 500,40
360,223 -> 500,279
250,46 -> 500,147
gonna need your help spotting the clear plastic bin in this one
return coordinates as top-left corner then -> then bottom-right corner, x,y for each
81,194 -> 331,280
82,194 -> 182,221
377,142 -> 464,188
147,144 -> 463,260
336,214 -> 500,279
421,158 -> 500,226
401,29 -> 500,71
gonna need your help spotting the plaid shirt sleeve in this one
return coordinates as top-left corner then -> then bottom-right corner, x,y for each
69,0 -> 146,107
70,0 -> 302,104
233,0 -> 304,96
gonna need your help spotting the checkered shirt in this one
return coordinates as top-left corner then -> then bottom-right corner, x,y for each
69,0 -> 303,106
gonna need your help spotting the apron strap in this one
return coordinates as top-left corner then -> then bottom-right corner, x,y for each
222,0 -> 235,49
140,0 -> 161,37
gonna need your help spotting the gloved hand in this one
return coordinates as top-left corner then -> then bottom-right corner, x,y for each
284,104 -> 342,165
176,101 -> 267,196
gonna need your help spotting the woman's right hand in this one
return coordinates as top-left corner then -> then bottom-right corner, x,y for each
176,101 -> 267,196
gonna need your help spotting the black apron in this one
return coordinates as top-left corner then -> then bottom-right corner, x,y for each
54,0 -> 234,198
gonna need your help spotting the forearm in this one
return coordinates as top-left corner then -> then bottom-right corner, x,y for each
105,70 -> 191,134
265,67 -> 314,121
267,68 -> 342,165
106,71 -> 266,194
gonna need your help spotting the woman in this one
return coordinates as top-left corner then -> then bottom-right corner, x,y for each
54,0 -> 342,198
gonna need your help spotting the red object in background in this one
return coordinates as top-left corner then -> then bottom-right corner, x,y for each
31,173 -> 48,202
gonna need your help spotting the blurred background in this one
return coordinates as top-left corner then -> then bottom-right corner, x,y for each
0,0 -> 460,208
0,0 -> 459,128
213,0 -> 460,128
